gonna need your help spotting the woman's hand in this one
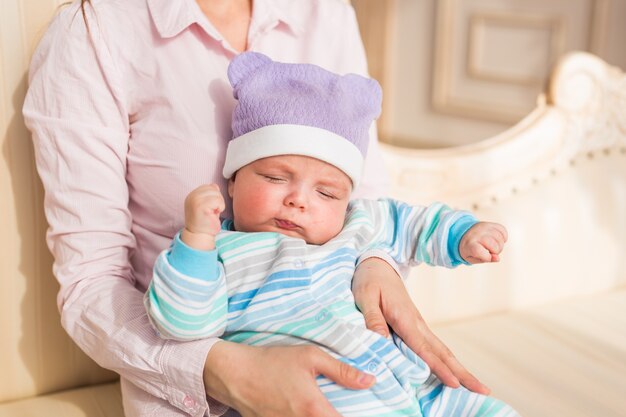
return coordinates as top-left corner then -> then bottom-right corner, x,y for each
204,341 -> 375,417
352,257 -> 491,395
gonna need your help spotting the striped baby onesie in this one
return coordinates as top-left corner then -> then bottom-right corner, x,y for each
146,198 -> 519,417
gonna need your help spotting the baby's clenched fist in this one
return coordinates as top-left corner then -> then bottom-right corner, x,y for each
459,222 -> 508,264
181,184 -> 225,251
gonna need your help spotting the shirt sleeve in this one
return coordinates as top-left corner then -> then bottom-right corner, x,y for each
365,199 -> 478,268
22,6 -> 213,416
356,249 -> 407,281
146,234 -> 228,341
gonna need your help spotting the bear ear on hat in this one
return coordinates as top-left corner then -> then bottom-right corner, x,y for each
228,52 -> 273,91
342,74 -> 383,119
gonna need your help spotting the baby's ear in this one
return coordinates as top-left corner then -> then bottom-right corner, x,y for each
227,176 -> 235,198
228,52 -> 272,91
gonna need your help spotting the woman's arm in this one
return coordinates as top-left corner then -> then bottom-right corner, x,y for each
24,5 -> 215,415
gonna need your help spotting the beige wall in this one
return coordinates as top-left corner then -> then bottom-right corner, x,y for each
1,0 -> 117,403
353,0 -> 626,148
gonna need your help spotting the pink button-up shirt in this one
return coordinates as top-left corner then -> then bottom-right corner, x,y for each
23,0 -> 390,415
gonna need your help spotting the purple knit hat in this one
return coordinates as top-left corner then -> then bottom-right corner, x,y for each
222,52 -> 382,187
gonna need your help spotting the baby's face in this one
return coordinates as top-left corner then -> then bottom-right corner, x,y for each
228,155 -> 352,245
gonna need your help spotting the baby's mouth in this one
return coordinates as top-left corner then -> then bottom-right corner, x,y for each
275,218 -> 300,230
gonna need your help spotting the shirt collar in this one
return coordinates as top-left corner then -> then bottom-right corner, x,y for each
147,0 -> 199,39
252,0 -> 304,36
147,0 -> 303,40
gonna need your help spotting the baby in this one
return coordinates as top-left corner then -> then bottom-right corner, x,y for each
145,52 -> 518,417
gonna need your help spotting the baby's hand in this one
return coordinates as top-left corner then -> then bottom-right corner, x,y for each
181,184 -> 225,250
459,222 -> 508,264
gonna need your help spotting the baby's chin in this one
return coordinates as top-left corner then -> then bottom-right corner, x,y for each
238,224 -> 306,240
235,222 -> 338,245
280,229 -> 339,246
270,226 -> 315,243
263,226 -> 328,245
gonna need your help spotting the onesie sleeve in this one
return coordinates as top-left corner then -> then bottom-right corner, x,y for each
145,233 -> 228,341
364,199 -> 478,268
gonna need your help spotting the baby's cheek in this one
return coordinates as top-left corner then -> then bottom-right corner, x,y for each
246,189 -> 278,210
331,218 -> 345,238
247,195 -> 267,208
312,214 -> 344,244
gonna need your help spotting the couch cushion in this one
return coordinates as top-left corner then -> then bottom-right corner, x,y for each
0,382 -> 123,417
433,289 -> 626,417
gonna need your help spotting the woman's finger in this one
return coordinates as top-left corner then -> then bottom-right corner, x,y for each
312,347 -> 376,389
427,332 -> 491,395
390,314 -> 460,388
353,286 -> 390,337
388,300 -> 490,394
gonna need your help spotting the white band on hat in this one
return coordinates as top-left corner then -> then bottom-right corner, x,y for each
222,124 -> 364,187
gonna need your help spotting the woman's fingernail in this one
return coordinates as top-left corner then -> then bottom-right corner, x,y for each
359,373 -> 375,385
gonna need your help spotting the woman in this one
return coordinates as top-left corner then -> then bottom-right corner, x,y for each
23,0 -> 488,416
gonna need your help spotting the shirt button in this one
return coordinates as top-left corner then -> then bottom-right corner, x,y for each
294,259 -> 304,268
315,310 -> 328,321
367,361 -> 380,373
183,395 -> 196,409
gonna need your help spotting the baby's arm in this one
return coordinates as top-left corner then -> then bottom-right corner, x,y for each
365,199 -> 507,268
145,184 -> 228,340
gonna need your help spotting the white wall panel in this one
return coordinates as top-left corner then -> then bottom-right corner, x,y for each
432,0 -> 609,124
353,0 -> 625,148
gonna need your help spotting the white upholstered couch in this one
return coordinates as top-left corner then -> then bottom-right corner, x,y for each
385,52 -> 626,417
1,7 -> 624,413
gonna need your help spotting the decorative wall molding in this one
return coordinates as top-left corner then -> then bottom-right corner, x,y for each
589,0 -> 611,55
467,13 -> 565,86
384,52 -> 625,211
432,0 -> 612,124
